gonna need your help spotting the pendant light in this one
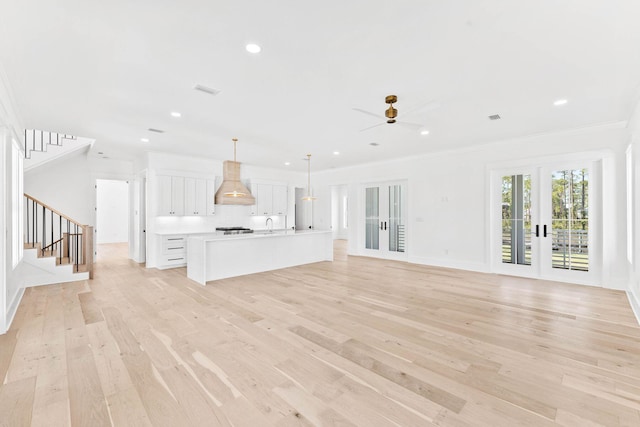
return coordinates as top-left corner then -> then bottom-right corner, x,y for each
223,138 -> 247,198
302,154 -> 317,201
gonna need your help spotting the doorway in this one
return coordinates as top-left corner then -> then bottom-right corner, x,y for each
331,185 -> 348,240
491,161 -> 599,285
363,181 -> 407,260
96,179 -> 129,254
295,187 -> 313,230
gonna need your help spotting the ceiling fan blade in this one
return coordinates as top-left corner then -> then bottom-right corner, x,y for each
404,100 -> 441,116
359,122 -> 386,132
353,108 -> 384,119
396,121 -> 423,130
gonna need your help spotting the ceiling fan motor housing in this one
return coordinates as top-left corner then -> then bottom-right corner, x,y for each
385,106 -> 397,120
385,94 -> 398,122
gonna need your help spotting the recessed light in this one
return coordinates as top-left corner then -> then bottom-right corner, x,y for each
97,152 -> 103,155
141,138 -> 149,142
488,114 -> 501,121
171,112 -> 181,118
420,130 -> 430,136
369,142 -> 379,146
284,162 -> 290,166
553,99 -> 568,106
333,151 -> 340,155
246,43 -> 261,54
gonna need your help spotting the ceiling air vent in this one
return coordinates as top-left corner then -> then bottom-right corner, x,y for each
194,84 -> 221,96
488,114 -> 501,121
148,128 -> 165,133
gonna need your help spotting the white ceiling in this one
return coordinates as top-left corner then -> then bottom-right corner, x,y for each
1,1 -> 640,171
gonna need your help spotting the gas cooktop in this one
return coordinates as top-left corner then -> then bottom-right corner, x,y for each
215,227 -> 253,235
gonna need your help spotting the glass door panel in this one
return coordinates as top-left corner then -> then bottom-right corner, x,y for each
365,187 -> 379,250
549,169 -> 589,272
363,181 -> 407,260
501,174 -> 532,266
388,184 -> 405,253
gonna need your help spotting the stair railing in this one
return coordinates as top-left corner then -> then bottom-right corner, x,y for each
24,193 -> 93,279
23,129 -> 77,159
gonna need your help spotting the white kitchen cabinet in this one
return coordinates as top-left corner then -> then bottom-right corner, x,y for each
272,185 -> 288,215
256,184 -> 273,216
158,234 -> 187,268
206,179 -> 217,215
185,178 -> 207,215
249,183 -> 259,215
250,182 -> 288,216
157,175 -> 185,216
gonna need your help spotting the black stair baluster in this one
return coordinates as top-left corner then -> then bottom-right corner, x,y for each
25,196 -> 29,247
33,200 -> 36,249
59,215 -> 62,265
75,223 -> 78,272
50,210 -> 53,256
41,205 -> 45,256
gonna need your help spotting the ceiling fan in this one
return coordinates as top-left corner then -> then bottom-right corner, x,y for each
353,95 -> 439,132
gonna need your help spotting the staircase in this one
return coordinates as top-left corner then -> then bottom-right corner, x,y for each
22,193 -> 93,286
23,129 -> 94,171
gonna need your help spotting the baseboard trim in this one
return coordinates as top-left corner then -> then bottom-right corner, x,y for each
627,290 -> 640,326
4,287 -> 25,334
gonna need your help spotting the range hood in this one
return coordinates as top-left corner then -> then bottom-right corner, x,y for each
214,160 -> 255,205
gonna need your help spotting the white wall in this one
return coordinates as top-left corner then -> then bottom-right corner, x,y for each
627,96 -> 640,320
24,153 -> 134,226
0,66 -> 25,334
97,179 -> 129,243
313,123 -> 629,290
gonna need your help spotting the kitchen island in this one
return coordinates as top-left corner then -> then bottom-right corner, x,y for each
186,229 -> 333,285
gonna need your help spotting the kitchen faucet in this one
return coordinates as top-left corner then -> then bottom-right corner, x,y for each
266,217 -> 273,231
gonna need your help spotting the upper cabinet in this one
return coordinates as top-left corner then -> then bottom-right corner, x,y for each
250,182 -> 288,216
157,175 -> 217,216
256,184 -> 273,216
185,178 -> 207,216
157,175 -> 185,216
272,185 -> 288,215
206,179 -> 217,215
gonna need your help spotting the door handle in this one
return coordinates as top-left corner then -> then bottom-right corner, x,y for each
384,221 -> 387,231
535,225 -> 539,237
380,221 -> 384,230
543,224 -> 548,237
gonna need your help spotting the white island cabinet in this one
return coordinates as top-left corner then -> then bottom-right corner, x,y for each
187,230 -> 333,285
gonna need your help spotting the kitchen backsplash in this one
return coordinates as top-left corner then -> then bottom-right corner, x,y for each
153,205 -> 288,234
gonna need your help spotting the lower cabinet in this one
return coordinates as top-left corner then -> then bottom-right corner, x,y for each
158,234 -> 187,268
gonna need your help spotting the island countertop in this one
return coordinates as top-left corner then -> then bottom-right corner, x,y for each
188,229 -> 330,241
186,229 -> 333,284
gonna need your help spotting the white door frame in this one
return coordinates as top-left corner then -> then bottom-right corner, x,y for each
362,180 -> 408,261
489,152 -> 605,286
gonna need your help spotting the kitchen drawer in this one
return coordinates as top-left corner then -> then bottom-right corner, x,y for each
160,254 -> 187,267
162,235 -> 186,244
162,235 -> 187,254
163,242 -> 186,255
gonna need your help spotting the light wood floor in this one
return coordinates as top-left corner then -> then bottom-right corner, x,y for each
1,241 -> 640,426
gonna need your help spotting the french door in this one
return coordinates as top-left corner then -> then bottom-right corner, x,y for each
363,181 -> 407,260
493,162 -> 597,284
